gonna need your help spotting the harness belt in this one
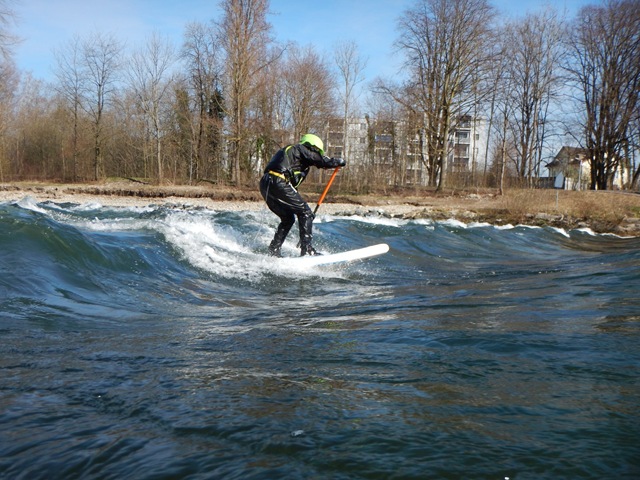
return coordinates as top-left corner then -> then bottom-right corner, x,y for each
268,170 -> 287,181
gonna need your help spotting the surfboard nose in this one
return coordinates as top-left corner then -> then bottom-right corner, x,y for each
288,243 -> 389,267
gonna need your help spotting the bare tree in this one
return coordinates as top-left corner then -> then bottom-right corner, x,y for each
483,32 -> 511,194
219,0 -> 273,184
631,113 -> 640,189
11,75 -> 62,179
476,40 -> 506,188
0,0 -> 18,180
0,56 -> 16,180
249,49 -> 288,172
394,0 -> 495,191
283,44 -> 336,140
181,21 -> 225,183
54,35 -> 84,180
334,40 -> 367,162
495,69 -> 515,195
503,8 -> 565,185
127,32 -> 176,183
565,0 -> 640,190
0,0 -> 18,61
80,32 -> 123,181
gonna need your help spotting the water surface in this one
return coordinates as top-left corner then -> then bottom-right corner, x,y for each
1,197 -> 639,479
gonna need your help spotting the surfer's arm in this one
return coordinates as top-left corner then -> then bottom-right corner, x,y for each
317,155 -> 346,169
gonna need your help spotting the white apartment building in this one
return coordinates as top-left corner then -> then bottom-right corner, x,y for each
448,115 -> 489,178
322,115 -> 488,186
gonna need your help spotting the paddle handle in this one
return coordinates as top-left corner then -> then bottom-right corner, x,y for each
314,167 -> 340,215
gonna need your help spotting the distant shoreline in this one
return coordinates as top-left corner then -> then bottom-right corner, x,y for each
2,181 -> 640,236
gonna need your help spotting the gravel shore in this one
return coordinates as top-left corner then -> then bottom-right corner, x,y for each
0,184 -> 420,216
2,182 -> 640,235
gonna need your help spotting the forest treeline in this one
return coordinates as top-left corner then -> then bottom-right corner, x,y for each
0,0 -> 638,192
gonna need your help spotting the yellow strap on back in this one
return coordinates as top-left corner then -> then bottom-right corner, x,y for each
268,170 -> 287,180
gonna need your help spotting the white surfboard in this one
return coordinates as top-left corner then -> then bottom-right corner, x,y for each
288,243 -> 389,267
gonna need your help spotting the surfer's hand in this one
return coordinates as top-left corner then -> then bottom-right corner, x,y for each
335,158 -> 346,167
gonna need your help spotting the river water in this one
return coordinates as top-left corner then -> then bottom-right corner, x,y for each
1,197 -> 639,479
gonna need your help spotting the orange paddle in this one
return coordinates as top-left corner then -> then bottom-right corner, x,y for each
314,167 -> 340,215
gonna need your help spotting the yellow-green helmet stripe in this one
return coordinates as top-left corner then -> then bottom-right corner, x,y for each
299,133 -> 324,156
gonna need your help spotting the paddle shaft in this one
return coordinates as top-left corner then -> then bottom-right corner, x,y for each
314,167 -> 340,215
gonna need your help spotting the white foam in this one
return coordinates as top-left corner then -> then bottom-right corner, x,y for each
575,227 -> 597,236
70,202 -> 104,211
71,216 -> 150,232
157,212 -> 342,281
15,196 -> 48,214
440,218 -> 468,229
322,214 -> 406,227
549,226 -> 570,237
412,218 -> 435,226
468,221 -> 493,228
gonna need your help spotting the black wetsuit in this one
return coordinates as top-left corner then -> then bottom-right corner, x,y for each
259,143 -> 345,256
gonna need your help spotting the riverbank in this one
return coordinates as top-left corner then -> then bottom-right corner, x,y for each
2,181 -> 640,235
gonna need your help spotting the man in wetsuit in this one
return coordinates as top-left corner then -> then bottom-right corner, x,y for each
260,133 -> 346,257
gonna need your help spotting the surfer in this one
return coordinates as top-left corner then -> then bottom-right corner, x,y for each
260,133 -> 346,257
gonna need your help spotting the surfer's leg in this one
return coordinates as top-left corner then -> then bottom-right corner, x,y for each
271,183 -> 315,256
270,185 -> 317,255
297,206 -> 318,256
269,215 -> 295,256
261,175 -> 296,256
261,178 -> 315,256
267,201 -> 295,257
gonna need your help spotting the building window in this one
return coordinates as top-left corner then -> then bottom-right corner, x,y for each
454,144 -> 469,157
375,134 -> 393,143
328,132 -> 342,143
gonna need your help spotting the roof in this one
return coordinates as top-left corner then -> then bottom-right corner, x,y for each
556,146 -> 589,161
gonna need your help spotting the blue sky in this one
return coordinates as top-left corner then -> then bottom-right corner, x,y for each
13,0 -> 597,85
